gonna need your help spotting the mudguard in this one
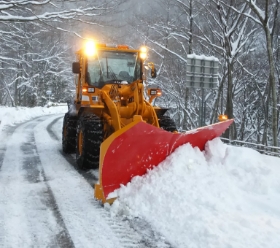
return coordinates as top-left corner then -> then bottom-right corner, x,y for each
95,119 -> 233,202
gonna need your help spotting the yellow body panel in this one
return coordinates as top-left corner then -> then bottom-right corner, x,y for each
72,43 -> 162,204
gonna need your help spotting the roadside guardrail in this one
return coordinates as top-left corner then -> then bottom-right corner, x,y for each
221,138 -> 280,158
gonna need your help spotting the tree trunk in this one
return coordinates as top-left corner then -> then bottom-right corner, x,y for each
225,61 -> 234,139
184,0 -> 193,130
265,26 -> 278,147
189,0 -> 193,54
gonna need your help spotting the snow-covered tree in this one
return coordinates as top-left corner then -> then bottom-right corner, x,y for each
0,0 -> 126,106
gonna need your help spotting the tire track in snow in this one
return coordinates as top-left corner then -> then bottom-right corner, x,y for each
0,116 -> 44,171
21,122 -> 75,248
0,115 -> 74,248
46,116 -> 174,248
35,116 -> 125,247
47,116 -> 62,141
46,116 -> 99,186
92,202 -> 174,248
0,125 -> 17,245
0,126 -> 16,171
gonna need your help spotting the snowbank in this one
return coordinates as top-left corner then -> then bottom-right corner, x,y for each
110,138 -> 280,248
0,105 -> 67,128
0,105 -> 67,141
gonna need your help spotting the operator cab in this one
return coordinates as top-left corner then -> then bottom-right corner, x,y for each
72,41 -> 156,89
87,50 -> 141,88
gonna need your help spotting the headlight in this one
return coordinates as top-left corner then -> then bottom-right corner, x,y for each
218,114 -> 228,121
140,46 -> 147,60
82,87 -> 95,93
150,90 -> 157,95
85,40 -> 96,56
150,89 -> 162,96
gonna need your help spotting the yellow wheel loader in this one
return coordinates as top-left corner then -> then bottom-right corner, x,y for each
62,40 -> 233,204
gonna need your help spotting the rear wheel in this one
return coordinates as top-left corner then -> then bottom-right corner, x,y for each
158,115 -> 177,132
76,114 -> 104,170
62,113 -> 77,153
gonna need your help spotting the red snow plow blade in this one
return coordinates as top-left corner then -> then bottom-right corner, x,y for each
94,119 -> 233,203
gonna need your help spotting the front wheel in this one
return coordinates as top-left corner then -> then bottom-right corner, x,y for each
158,115 -> 177,132
76,114 -> 103,170
62,113 -> 77,153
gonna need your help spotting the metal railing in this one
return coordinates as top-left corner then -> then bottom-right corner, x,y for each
221,138 -> 280,158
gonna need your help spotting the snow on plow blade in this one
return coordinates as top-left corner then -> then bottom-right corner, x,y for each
94,119 -> 234,203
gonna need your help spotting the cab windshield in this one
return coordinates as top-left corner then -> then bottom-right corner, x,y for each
87,50 -> 141,87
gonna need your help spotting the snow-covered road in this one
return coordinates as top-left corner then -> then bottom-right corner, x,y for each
1,107 -> 280,248
0,114 -> 170,248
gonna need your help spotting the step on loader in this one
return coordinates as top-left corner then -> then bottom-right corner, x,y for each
62,40 -> 233,204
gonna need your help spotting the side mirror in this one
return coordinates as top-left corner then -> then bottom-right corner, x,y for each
72,62 -> 80,74
151,68 -> 157,78
148,62 -> 157,78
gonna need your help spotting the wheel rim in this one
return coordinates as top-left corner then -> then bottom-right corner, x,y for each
78,130 -> 83,156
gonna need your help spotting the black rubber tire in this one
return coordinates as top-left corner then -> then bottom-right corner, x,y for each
62,113 -> 78,153
158,115 -> 177,132
76,114 -> 104,170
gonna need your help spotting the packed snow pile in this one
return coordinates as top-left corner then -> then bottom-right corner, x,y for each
0,105 -> 67,128
0,105 -> 67,142
110,138 -> 280,248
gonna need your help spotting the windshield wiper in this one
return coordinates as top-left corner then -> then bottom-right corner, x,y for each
103,79 -> 123,84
